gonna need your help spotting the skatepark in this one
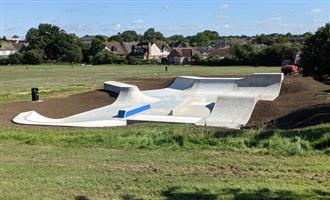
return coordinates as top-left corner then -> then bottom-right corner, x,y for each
13,73 -> 284,129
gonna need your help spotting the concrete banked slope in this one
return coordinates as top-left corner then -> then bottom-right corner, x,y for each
13,73 -> 283,129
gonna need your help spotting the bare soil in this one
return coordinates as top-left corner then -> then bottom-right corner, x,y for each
1,76 -> 329,129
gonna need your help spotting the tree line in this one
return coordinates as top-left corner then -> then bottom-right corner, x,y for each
1,23 -> 329,80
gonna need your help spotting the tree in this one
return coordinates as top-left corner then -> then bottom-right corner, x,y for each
121,30 -> 140,42
273,35 -> 288,44
88,35 -> 107,58
108,33 -> 122,42
167,34 -> 187,46
256,34 -> 273,45
233,44 -> 258,65
189,30 -> 219,47
301,23 -> 330,79
256,43 -> 300,66
25,23 -> 83,62
23,50 -> 43,64
141,28 -> 165,42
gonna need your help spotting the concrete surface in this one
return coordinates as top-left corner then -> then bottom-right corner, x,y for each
13,73 -> 283,129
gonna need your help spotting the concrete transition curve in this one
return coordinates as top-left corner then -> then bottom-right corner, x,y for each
13,73 -> 283,129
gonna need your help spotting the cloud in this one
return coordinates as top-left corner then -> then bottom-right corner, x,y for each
255,16 -> 282,26
64,8 -> 80,13
163,4 -> 170,10
267,16 -> 282,22
34,16 -> 42,20
224,24 -> 230,28
213,15 -> 229,20
133,19 -> 144,24
220,4 -> 230,9
305,8 -> 322,15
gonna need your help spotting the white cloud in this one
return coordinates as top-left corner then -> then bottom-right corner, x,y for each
214,15 -> 229,20
267,16 -> 282,22
305,8 -> 322,15
220,4 -> 230,9
163,4 -> 170,10
133,19 -> 144,24
224,24 -> 230,28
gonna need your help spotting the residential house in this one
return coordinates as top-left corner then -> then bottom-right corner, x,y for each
121,42 -> 138,55
129,41 -> 170,61
80,35 -> 94,45
209,47 -> 232,58
196,47 -> 215,58
168,48 -> 201,65
0,42 -> 16,57
7,36 -> 23,44
104,42 -> 127,56
12,42 -> 29,53
172,41 -> 190,48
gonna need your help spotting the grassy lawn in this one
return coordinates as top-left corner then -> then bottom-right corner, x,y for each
0,64 -> 279,104
0,124 -> 329,200
1,64 -> 329,199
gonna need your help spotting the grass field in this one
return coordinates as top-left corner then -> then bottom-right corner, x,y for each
0,64 -> 279,104
0,124 -> 329,200
1,64 -> 329,200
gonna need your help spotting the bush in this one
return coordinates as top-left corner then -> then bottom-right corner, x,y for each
23,50 -> 43,64
0,57 -> 9,65
92,51 -> 127,65
126,56 -> 138,65
8,53 -> 24,64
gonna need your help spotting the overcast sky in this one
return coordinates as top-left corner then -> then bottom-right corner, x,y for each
1,0 -> 329,38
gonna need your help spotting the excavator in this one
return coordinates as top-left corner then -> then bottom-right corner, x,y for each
281,51 -> 301,75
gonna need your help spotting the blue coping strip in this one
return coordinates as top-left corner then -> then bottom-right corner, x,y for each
117,104 -> 151,118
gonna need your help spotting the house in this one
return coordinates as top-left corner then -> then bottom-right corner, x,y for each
80,35 -> 94,45
172,41 -> 190,48
121,42 -> 138,55
196,47 -> 215,58
104,42 -> 127,56
7,36 -> 23,44
168,48 -> 201,65
12,42 -> 29,53
129,41 -> 170,61
209,47 -> 232,58
0,42 -> 16,57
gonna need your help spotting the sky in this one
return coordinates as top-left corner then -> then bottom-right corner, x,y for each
1,0 -> 329,38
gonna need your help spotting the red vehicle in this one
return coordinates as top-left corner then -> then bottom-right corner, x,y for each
281,60 -> 299,75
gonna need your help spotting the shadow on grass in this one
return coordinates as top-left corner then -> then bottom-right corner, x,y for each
223,188 -> 304,200
74,196 -> 89,200
161,187 -> 324,200
162,187 -> 217,200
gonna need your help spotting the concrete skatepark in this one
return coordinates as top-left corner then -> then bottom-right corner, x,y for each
13,73 -> 284,129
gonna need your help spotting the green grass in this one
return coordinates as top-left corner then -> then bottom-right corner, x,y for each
0,124 -> 329,199
0,64 -> 279,104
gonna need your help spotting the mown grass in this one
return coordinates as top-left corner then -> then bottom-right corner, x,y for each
1,123 -> 329,156
0,64 -> 279,104
0,124 -> 329,199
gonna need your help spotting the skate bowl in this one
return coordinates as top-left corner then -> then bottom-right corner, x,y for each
13,73 -> 283,129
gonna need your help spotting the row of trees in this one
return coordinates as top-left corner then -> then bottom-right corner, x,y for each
1,23 -> 329,80
195,43 -> 300,66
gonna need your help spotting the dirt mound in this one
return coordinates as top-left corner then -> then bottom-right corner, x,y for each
247,76 -> 330,129
280,76 -> 329,95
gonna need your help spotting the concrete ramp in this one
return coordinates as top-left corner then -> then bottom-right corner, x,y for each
13,73 -> 283,129
201,94 -> 258,129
